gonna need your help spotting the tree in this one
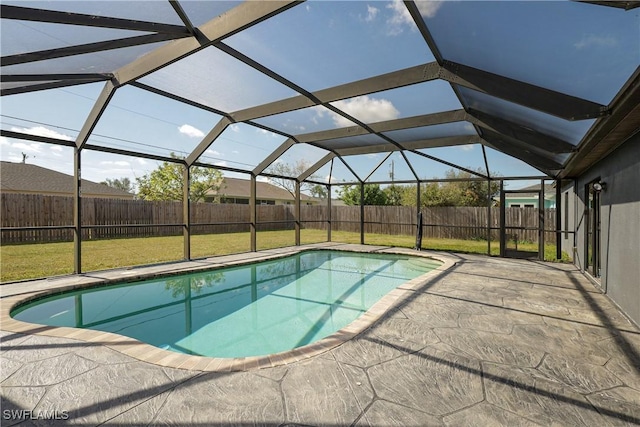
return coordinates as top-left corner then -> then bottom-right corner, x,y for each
383,184 -> 403,206
338,184 -> 388,206
266,160 -> 319,199
310,184 -> 328,200
101,177 -> 134,193
391,169 -> 501,207
136,153 -> 223,202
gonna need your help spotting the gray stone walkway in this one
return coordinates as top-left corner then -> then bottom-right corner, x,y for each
2,251 -> 639,426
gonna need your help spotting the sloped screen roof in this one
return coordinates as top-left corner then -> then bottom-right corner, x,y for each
2,1 -> 639,185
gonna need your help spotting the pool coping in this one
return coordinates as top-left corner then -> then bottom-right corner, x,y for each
0,243 -> 456,372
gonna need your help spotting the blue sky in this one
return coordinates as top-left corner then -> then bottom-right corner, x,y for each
1,1 -> 638,192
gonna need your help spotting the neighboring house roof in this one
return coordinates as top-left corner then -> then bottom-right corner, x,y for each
0,161 -> 134,199
211,177 -> 315,202
505,183 -> 556,199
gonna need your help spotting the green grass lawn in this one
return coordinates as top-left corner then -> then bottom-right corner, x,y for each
0,229 -> 571,283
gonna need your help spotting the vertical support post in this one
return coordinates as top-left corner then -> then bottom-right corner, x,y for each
73,147 -> 82,274
183,165 -> 190,260
539,179 -> 545,261
250,174 -> 257,252
416,181 -> 422,250
487,179 -> 492,256
295,181 -> 301,246
360,182 -> 365,245
416,180 -> 421,217
499,180 -> 505,257
556,179 -> 562,260
327,184 -> 332,242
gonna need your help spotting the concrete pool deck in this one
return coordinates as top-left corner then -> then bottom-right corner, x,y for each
1,243 -> 639,426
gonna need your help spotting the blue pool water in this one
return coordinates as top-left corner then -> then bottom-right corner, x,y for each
12,251 -> 440,358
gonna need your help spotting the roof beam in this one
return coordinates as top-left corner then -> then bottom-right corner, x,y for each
0,129 -> 76,147
335,135 -> 478,156
230,62 -> 441,122
466,110 -> 576,153
130,81 -> 229,117
0,5 -> 190,34
1,73 -> 114,82
403,1 -> 444,65
480,129 -> 564,169
409,147 -> 488,179
298,153 -> 336,182
75,80 -> 117,150
186,117 -> 232,166
252,139 -> 296,176
480,133 -> 560,175
576,1 -> 640,10
440,61 -> 608,121
1,78 -> 110,96
364,152 -> 393,182
294,110 -> 467,145
115,1 -> 300,85
371,110 -> 467,133
2,33 -> 187,66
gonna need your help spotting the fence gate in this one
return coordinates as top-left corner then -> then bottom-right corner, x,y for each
500,189 -> 544,260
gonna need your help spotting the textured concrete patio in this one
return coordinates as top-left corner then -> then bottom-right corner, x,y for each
1,246 -> 639,426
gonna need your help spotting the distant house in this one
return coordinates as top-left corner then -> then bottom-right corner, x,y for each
0,161 -> 134,199
205,177 -> 319,205
504,183 -> 556,208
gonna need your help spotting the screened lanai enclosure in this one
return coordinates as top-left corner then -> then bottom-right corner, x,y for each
1,1 -> 639,279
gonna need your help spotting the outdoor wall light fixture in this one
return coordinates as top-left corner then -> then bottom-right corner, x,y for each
593,181 -> 607,192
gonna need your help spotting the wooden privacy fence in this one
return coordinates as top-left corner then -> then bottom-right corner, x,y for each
1,193 -> 556,244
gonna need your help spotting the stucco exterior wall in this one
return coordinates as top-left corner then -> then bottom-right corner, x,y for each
562,134 -> 640,326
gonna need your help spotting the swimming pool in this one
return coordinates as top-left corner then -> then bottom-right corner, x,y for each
12,250 -> 441,358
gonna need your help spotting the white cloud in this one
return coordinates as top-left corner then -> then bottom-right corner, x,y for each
100,160 -> 130,167
386,0 -> 442,35
178,124 -> 205,138
386,0 -> 414,35
206,149 -> 221,156
0,137 -> 10,146
331,96 -> 400,127
136,158 -> 148,165
214,160 -> 228,167
257,128 -> 279,138
416,1 -> 443,19
574,35 -> 617,50
11,141 -> 43,153
10,126 -> 73,141
366,5 -> 379,22
229,124 -> 240,133
366,153 -> 382,159
49,145 -> 64,157
458,144 -> 475,151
